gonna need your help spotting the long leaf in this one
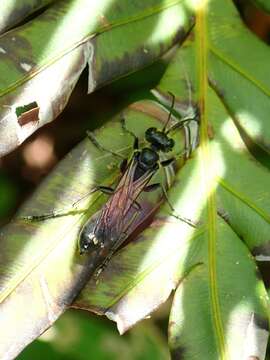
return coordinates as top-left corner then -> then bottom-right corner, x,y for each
2,0 -> 270,358
169,220 -> 269,359
0,0 -> 194,157
74,0 -> 270,358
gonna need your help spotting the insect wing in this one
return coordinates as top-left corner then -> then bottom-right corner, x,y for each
101,157 -> 155,234
102,156 -> 156,235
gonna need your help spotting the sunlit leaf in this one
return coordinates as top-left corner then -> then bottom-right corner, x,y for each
0,0 -> 194,157
169,221 -> 269,359
2,0 -> 270,358
74,0 -> 270,358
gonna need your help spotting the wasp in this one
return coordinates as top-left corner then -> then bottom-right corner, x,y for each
79,96 -> 198,275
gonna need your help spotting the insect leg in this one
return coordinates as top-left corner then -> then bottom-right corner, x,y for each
158,157 -> 197,226
86,130 -> 125,159
160,157 -> 175,167
120,115 -> 139,150
93,230 -> 128,281
97,185 -> 114,195
165,66 -> 199,150
21,185 -> 114,221
162,92 -> 175,133
160,184 -> 197,228
143,183 -> 160,192
144,179 -> 196,228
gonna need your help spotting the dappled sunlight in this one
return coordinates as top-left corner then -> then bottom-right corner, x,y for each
135,220 -> 194,278
0,3 -> 17,33
220,117 -> 247,153
148,5 -> 187,45
0,2 -> 55,34
28,149 -> 97,214
226,305 -> 268,359
210,141 -> 227,176
43,0 -> 113,56
0,0 -> 114,155
14,0 -> 114,128
220,113 -> 262,154
186,0 -> 211,11
140,0 -> 193,60
174,143 -> 225,222
0,145 -> 102,346
225,304 -> 250,358
235,110 -> 262,138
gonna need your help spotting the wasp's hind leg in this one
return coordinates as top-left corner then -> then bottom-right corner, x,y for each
144,180 -> 197,228
159,184 -> 197,228
93,229 -> 129,282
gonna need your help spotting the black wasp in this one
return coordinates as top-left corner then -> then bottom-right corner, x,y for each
79,95 -> 197,273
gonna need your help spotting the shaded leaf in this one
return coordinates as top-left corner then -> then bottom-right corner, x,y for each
0,0 -> 194,157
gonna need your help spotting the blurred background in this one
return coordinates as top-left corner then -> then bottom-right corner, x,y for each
0,1 -> 269,359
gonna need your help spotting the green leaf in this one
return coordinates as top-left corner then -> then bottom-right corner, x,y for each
74,0 -> 270,358
0,101 -> 187,358
2,0 -> 270,358
208,1 -> 270,160
0,0 -> 194,157
169,220 -> 269,359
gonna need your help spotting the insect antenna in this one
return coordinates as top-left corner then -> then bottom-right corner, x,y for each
162,91 -> 175,133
